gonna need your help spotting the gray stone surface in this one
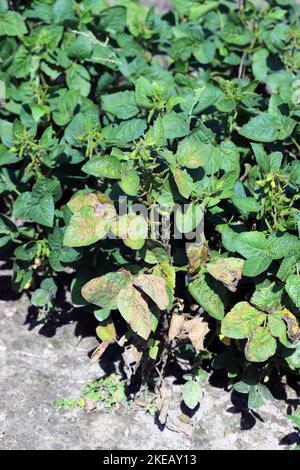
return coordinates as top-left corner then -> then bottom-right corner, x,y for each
0,294 -> 299,450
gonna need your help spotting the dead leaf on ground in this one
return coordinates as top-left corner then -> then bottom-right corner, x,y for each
165,414 -> 194,438
85,398 -> 97,412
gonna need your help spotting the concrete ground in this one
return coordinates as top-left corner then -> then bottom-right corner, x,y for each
0,288 -> 299,450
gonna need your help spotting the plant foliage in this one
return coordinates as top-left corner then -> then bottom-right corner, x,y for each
1,0 -> 300,413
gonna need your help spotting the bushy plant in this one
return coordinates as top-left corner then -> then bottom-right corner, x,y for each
1,0 -> 300,412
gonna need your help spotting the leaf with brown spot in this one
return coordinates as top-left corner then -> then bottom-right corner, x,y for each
184,318 -> 209,353
68,192 -> 113,213
82,271 -> 131,309
282,308 -> 300,344
63,205 -> 111,247
117,285 -> 152,340
133,274 -> 170,310
186,242 -> 209,274
206,257 -> 244,291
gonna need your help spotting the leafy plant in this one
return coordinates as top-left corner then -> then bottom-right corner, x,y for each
1,0 -> 300,419
55,374 -> 126,413
287,409 -> 300,450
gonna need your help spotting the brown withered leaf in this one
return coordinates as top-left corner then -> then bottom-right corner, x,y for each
117,285 -> 152,340
156,383 -> 172,425
165,414 -> 194,438
168,314 -> 185,342
282,309 -> 300,344
85,398 -> 97,412
206,257 -> 244,292
133,274 -> 170,310
186,242 -> 209,274
91,341 -> 110,363
184,318 -> 209,353
122,344 -> 143,380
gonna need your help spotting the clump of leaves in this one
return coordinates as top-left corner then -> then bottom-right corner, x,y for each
287,409 -> 300,450
55,374 -> 126,413
1,0 -> 300,416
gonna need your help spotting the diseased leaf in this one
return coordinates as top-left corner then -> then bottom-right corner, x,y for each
133,274 -> 169,310
221,302 -> 265,339
168,314 -> 185,342
63,206 -> 111,247
117,284 -> 152,340
184,318 -> 209,353
189,276 -> 225,320
172,167 -> 193,199
206,257 -> 244,292
82,271 -> 131,309
245,327 -> 277,362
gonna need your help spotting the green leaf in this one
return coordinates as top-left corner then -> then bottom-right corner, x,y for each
243,256 -> 273,277
182,380 -> 202,409
231,195 -> 260,214
240,113 -> 296,142
248,386 -> 264,410
63,206 -> 111,247
252,49 -> 269,82
31,288 -> 50,307
0,11 -> 27,36
235,232 -> 269,259
175,203 -> 203,233
102,119 -> 147,144
13,192 -> 54,228
284,343 -> 300,370
245,327 -> 277,362
119,172 -> 140,196
251,143 -> 270,173
172,167 -> 193,199
53,0 -> 75,25
176,135 -> 208,169
94,308 -> 111,322
285,275 -> 300,308
233,380 -> 252,394
277,255 -> 299,282
82,156 -> 122,179
189,276 -> 225,320
221,302 -> 265,339
82,271 -> 131,309
251,283 -> 282,311
66,65 -> 91,97
162,112 -> 189,140
102,91 -> 139,120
